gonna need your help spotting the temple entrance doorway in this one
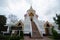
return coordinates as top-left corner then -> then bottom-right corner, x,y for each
30,18 -> 33,21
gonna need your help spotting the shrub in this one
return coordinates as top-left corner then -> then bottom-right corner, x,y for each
10,31 -> 24,40
0,30 -> 24,40
20,31 -> 24,39
51,26 -> 60,40
0,34 -> 10,40
10,36 -> 20,40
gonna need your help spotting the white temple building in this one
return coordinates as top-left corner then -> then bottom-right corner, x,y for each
23,6 -> 45,38
5,6 -> 60,38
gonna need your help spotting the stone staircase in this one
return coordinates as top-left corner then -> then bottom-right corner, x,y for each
31,21 -> 41,38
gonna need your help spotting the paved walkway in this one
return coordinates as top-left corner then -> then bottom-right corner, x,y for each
24,36 -> 52,40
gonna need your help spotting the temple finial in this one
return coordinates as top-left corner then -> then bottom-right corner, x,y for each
30,5 -> 33,9
30,0 -> 32,9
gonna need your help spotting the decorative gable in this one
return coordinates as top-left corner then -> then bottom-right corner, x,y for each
29,12 -> 34,16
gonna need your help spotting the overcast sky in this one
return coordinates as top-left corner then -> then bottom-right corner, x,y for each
0,0 -> 60,22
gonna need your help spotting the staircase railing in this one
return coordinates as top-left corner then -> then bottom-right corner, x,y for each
30,21 -> 32,37
23,18 -> 32,37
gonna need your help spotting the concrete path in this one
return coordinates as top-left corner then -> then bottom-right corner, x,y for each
24,36 -> 52,40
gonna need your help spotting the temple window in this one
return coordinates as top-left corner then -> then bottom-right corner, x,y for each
46,23 -> 50,27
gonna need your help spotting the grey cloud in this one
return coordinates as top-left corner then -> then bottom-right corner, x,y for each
45,0 -> 60,16
0,0 -> 8,7
0,7 -> 10,17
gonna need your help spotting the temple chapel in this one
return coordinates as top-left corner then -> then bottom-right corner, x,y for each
2,6 -> 54,38
21,6 -> 52,38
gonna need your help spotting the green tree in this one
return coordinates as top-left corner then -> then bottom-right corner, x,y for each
0,15 -> 7,31
53,14 -> 60,30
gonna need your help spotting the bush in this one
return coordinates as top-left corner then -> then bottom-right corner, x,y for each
0,34 -> 10,40
10,31 -> 24,40
10,36 -> 20,40
51,26 -> 60,40
0,31 -> 24,40
20,31 -> 24,39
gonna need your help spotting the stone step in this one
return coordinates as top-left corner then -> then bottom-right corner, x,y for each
31,21 -> 42,38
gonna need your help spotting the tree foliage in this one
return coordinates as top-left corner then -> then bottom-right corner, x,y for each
0,15 -> 7,26
0,15 -> 7,31
53,14 -> 60,30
